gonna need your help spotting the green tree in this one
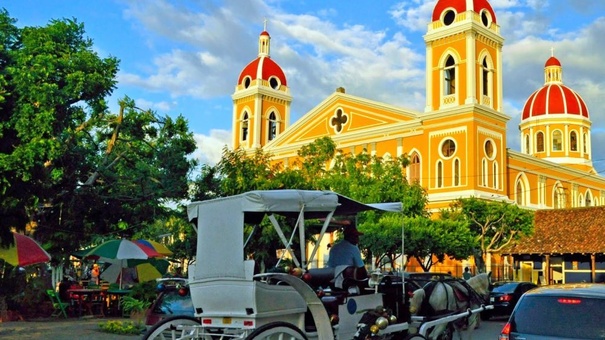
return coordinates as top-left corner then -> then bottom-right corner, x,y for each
0,11 -> 118,246
444,197 -> 534,271
404,216 -> 476,272
0,10 -> 197,258
37,97 -> 197,255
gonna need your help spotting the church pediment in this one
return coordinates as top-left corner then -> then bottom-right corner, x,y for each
269,91 -> 419,148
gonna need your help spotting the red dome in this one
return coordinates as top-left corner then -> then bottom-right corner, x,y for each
237,56 -> 287,87
522,84 -> 589,120
545,56 -> 561,67
432,0 -> 497,23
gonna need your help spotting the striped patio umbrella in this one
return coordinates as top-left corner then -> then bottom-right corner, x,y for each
85,239 -> 161,260
134,239 -> 173,256
0,232 -> 51,267
86,239 -> 162,288
101,258 -> 170,284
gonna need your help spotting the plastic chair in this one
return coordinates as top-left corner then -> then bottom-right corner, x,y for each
46,289 -> 69,318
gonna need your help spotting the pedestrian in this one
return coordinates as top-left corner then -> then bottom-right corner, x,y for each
91,263 -> 100,285
463,266 -> 472,280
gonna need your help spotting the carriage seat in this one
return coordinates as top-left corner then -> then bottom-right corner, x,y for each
306,267 -> 335,288
306,265 -> 368,291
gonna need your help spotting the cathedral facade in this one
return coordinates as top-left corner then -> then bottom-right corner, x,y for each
230,0 -> 605,277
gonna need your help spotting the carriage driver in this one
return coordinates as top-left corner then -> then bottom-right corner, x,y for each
327,219 -> 368,279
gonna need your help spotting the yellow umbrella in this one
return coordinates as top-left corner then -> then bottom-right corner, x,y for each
134,240 -> 173,256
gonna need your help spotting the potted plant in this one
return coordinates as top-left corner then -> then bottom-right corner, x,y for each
121,295 -> 151,324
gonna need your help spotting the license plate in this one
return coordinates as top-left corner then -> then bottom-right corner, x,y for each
490,297 -> 495,303
223,317 -> 232,325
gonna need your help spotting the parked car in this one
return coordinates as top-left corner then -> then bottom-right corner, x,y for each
145,278 -> 194,328
481,281 -> 537,320
499,283 -> 605,340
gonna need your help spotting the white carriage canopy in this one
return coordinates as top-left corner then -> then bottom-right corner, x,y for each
187,190 -> 402,280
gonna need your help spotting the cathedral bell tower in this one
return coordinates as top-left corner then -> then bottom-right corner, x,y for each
232,22 -> 291,150
421,0 -> 510,199
424,0 -> 504,113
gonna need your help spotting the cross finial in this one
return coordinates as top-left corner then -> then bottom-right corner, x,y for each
550,47 -> 555,57
264,18 -> 268,31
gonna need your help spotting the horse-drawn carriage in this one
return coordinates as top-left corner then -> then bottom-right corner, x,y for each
143,190 -> 491,340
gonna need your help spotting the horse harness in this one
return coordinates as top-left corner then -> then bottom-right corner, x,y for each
418,278 -> 487,316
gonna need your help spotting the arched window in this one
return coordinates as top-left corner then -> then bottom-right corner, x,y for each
482,57 -> 490,96
554,185 -> 565,209
536,132 -> 544,152
444,56 -> 456,95
267,112 -> 277,141
493,162 -> 499,189
410,153 -> 420,183
525,134 -> 530,154
241,112 -> 249,141
516,180 -> 524,205
586,191 -> 592,206
437,161 -> 443,188
552,130 -> 562,151
570,131 -> 577,151
583,133 -> 588,153
454,159 -> 460,186
482,159 -> 487,186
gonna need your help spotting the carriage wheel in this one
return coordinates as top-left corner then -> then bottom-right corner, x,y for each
142,315 -> 208,340
245,321 -> 308,340
437,322 -> 454,340
402,334 -> 426,340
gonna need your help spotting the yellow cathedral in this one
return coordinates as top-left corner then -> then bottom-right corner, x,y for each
230,0 -> 605,274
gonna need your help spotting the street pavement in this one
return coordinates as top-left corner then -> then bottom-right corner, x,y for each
0,317 -> 140,340
0,316 -> 509,339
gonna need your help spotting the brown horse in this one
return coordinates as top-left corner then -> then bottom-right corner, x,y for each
408,272 -> 491,340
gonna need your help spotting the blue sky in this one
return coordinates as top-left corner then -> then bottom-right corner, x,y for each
4,0 -> 605,170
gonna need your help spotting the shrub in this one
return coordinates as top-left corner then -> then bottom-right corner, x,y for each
98,320 -> 145,335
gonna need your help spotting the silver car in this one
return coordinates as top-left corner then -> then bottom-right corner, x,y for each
499,283 -> 605,340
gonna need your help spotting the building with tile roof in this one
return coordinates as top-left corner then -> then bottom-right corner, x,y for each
230,0 -> 605,281
506,206 -> 605,284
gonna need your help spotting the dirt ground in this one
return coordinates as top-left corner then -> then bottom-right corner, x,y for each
0,317 -> 141,340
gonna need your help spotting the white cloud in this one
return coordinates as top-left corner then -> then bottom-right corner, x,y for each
133,98 -> 174,112
117,0 -> 605,168
191,129 -> 231,166
390,0 -> 434,32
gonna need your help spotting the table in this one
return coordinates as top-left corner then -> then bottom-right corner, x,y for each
106,289 -> 131,316
67,288 -> 104,317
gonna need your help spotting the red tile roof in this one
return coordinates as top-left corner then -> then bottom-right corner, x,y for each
506,206 -> 605,255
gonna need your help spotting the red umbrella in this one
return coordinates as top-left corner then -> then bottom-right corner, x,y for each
0,232 -> 51,267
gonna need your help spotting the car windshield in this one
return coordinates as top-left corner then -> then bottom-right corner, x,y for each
154,290 -> 194,315
511,295 -> 605,338
492,283 -> 518,294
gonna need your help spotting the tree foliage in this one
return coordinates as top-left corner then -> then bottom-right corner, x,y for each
0,11 -> 197,260
0,11 -> 118,247
404,216 -> 476,272
443,197 -> 534,270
